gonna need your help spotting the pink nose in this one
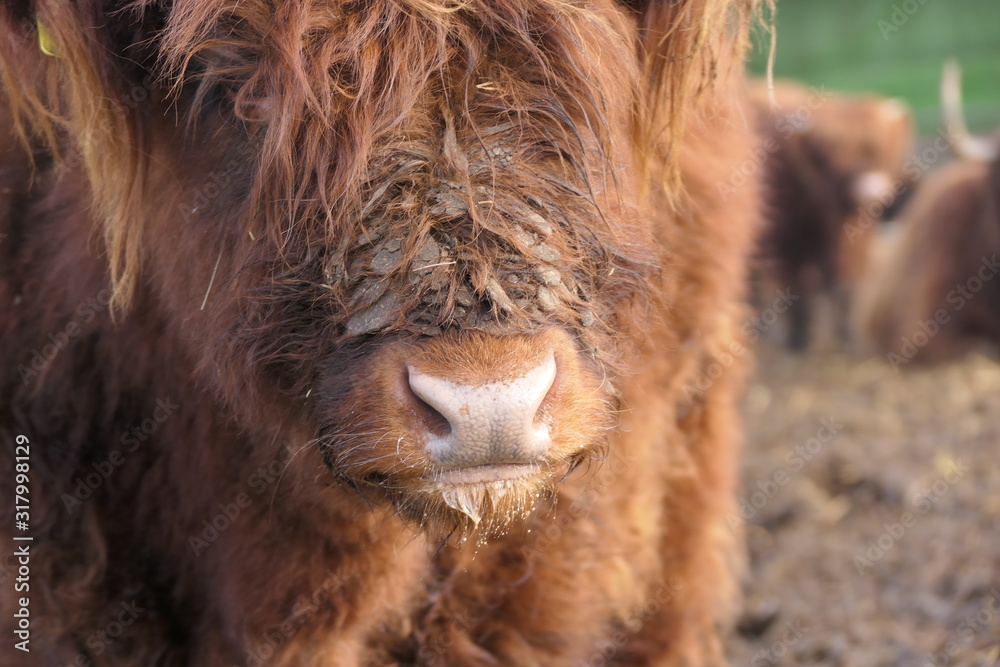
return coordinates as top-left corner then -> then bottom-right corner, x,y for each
406,354 -> 556,468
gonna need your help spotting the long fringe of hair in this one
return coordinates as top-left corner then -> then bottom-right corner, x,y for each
0,0 -> 761,311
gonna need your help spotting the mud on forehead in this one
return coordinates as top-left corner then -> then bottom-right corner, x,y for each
285,106 -> 649,344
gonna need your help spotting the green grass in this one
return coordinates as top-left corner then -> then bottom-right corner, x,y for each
749,0 -> 1000,134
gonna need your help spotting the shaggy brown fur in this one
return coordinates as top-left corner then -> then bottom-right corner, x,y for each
749,80 -> 915,349
0,1 -> 761,665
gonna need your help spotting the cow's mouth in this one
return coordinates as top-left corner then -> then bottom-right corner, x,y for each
426,463 -> 539,487
400,462 -> 556,532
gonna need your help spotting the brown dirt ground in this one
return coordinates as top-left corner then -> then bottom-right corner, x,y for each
727,342 -> 1000,667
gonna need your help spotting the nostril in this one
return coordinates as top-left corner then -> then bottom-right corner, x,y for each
534,368 -> 558,425
406,380 -> 452,437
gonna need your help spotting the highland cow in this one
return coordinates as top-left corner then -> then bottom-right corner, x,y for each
857,62 -> 1000,367
749,80 -> 914,349
0,1 -> 761,665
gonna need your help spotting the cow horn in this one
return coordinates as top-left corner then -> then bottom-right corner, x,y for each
941,59 -> 999,162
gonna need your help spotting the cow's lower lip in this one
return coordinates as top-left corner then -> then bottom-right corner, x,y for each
429,464 -> 538,486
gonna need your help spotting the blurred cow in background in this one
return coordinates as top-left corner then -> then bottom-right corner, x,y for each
857,62 -> 1000,367
750,80 -> 915,349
